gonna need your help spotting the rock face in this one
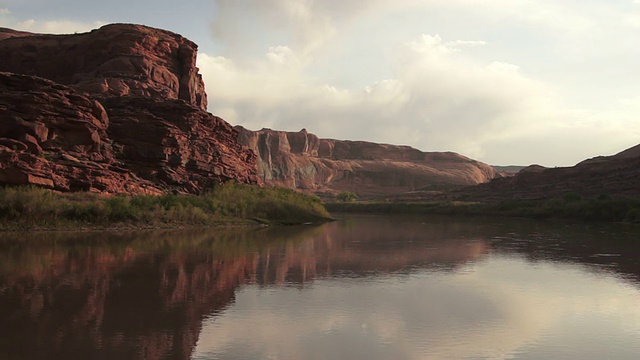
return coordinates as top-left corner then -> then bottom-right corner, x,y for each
236,126 -> 500,196
104,96 -> 258,193
455,144 -> 640,201
0,72 -> 161,193
0,24 -> 259,194
0,24 -> 207,110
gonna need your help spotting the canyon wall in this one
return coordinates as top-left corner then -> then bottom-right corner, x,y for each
0,24 -> 259,194
0,24 -> 207,110
236,126 -> 501,196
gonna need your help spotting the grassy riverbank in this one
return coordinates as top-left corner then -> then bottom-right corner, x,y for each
326,194 -> 640,223
0,184 -> 332,231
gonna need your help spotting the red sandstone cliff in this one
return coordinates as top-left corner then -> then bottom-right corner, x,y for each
0,24 -> 259,194
236,126 -> 501,196
0,24 -> 207,110
0,23 -> 503,196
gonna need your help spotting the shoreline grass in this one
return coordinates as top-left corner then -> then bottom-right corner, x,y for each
325,194 -> 640,223
0,184 -> 333,231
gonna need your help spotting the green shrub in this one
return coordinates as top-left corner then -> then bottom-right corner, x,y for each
337,192 -> 358,202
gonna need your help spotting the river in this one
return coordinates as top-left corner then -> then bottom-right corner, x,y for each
1,214 -> 639,359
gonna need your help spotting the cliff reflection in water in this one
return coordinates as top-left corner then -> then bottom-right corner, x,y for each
0,218 -> 488,360
0,215 -> 639,360
0,229 -> 263,360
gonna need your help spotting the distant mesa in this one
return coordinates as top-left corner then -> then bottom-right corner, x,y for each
235,126 -> 501,196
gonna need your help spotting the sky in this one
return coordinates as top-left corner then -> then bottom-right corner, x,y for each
1,0 -> 639,166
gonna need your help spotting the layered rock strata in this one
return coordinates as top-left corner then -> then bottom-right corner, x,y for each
236,126 -> 500,196
0,24 -> 259,194
0,24 -> 207,110
0,72 -> 160,193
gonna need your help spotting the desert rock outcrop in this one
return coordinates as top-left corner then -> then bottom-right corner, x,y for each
236,126 -> 501,196
0,24 -> 259,194
0,24 -> 207,109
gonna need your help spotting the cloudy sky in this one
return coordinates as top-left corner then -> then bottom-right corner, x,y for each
2,0 -> 640,166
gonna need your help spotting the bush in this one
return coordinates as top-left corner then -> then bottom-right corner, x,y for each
337,192 -> 358,202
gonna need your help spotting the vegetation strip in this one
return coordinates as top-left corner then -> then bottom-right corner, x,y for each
0,184 -> 333,231
326,194 -> 640,223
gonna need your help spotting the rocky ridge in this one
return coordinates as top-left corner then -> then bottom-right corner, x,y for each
454,144 -> 640,201
0,24 -> 259,194
236,126 -> 501,196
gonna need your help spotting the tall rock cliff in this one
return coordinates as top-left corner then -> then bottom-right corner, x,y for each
0,24 -> 259,194
0,24 -> 207,110
236,126 -> 500,196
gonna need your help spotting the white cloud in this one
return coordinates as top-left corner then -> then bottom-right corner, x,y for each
624,13 -> 640,28
449,40 -> 488,47
211,0 -> 340,62
199,31 -> 557,161
0,8 -> 11,15
12,19 -> 106,34
3,1 -> 637,166
266,45 -> 301,67
202,0 -> 640,166
405,34 -> 455,55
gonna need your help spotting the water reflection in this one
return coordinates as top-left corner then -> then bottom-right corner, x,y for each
0,215 -> 639,359
0,229 -> 272,360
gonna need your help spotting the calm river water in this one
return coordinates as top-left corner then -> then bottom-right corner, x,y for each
1,214 -> 639,359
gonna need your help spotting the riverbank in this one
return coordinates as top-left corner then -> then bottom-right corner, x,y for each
0,184 -> 333,231
326,194 -> 640,223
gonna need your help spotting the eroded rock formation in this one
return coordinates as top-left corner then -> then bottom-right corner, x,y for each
0,24 -> 259,194
0,24 -> 207,109
236,126 -> 501,196
0,72 -> 161,193
104,97 -> 258,192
